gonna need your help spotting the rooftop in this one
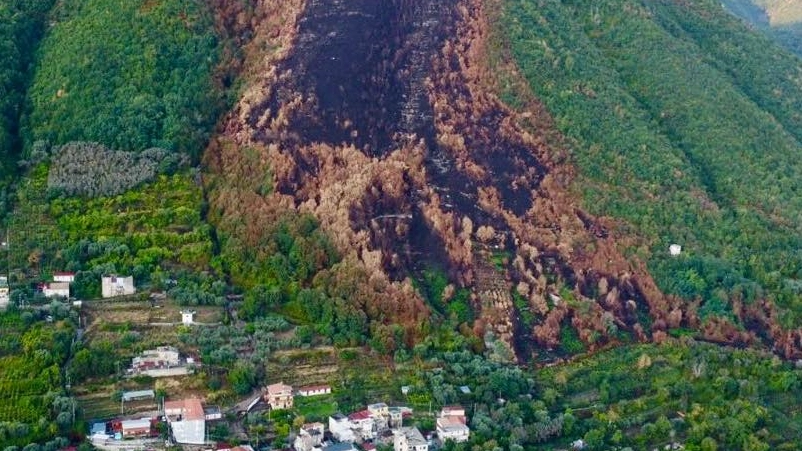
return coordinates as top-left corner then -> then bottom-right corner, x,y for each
122,389 -> 155,401
399,427 -> 427,446
204,406 -> 222,415
441,406 -> 466,416
302,422 -> 325,433
121,418 -> 151,429
266,382 -> 293,394
437,416 -> 469,430
164,398 -> 205,421
45,282 -> 70,290
299,384 -> 331,391
325,443 -> 357,451
348,409 -> 372,421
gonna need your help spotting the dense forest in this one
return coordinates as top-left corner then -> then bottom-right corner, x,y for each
502,0 -> 802,336
0,0 -> 56,188
23,0 -> 224,157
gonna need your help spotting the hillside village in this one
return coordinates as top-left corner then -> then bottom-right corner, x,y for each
8,269 -> 478,451
88,377 -> 472,451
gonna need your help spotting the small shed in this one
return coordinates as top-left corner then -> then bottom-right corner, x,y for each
53,272 -> 76,283
181,310 -> 196,325
43,282 -> 70,298
298,384 -> 332,397
121,418 -> 151,438
122,389 -> 156,402
669,244 -> 682,256
90,422 -> 107,436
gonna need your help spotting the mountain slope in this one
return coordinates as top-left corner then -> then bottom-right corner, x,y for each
723,0 -> 802,56
752,0 -> 802,25
23,0 -> 223,157
201,0 -> 802,360
204,0 -> 676,360
0,0 -> 55,185
503,0 -> 802,355
5,0 -> 802,448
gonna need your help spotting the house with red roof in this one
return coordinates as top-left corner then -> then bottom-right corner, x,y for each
164,398 -> 205,444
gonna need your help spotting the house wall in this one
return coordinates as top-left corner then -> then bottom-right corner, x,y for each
141,367 -> 193,377
268,394 -> 293,409
170,419 -> 205,444
329,418 -> 356,443
122,426 -> 150,437
438,428 -> 469,442
101,276 -> 136,298
43,288 -> 70,298
299,387 -> 331,396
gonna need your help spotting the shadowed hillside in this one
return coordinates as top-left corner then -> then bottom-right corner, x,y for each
723,0 -> 802,55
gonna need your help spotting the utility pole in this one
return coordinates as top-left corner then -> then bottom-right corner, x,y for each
5,228 -> 8,286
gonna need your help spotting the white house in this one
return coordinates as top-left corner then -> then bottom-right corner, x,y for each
204,406 -> 222,421
349,410 -> 378,440
367,402 -> 389,417
329,413 -> 356,443
669,244 -> 682,256
43,282 -> 70,298
0,276 -> 9,309
394,427 -> 428,451
53,272 -> 76,283
298,384 -> 332,397
388,406 -> 404,429
436,406 -> 469,443
436,417 -> 469,443
164,398 -> 205,444
101,275 -> 135,298
265,382 -> 294,409
294,422 -> 325,451
130,346 -> 181,372
181,310 -> 195,325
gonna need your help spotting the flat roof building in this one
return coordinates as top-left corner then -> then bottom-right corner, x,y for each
164,398 -> 205,444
